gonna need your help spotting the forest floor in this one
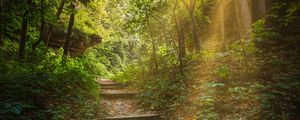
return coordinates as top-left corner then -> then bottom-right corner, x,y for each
173,36 -> 222,119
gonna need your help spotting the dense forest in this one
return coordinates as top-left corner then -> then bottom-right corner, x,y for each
0,0 -> 300,119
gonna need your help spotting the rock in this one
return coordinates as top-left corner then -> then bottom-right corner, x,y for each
45,26 -> 102,56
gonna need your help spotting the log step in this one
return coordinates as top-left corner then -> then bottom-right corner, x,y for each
100,82 -> 123,86
101,85 -> 125,89
99,80 -> 128,88
101,114 -> 161,120
100,91 -> 138,98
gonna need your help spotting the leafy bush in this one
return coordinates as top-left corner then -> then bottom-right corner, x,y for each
190,8 -> 300,119
0,47 -> 101,119
113,45 -> 188,118
137,76 -> 187,118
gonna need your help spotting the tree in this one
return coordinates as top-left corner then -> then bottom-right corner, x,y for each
174,0 -> 186,75
149,26 -> 158,73
32,0 -> 45,51
0,0 -> 3,45
182,0 -> 200,53
45,0 -> 66,48
19,0 -> 32,58
63,0 -> 91,56
63,2 -> 75,56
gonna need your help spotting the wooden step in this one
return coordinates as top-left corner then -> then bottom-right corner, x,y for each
101,85 -> 125,89
100,82 -> 123,86
100,91 -> 138,98
101,114 -> 161,120
99,80 -> 128,88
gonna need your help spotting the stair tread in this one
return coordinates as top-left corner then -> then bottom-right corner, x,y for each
101,114 -> 160,119
98,79 -> 124,86
101,86 -> 125,89
101,92 -> 138,95
101,89 -> 138,94
100,82 -> 123,86
100,90 -> 138,98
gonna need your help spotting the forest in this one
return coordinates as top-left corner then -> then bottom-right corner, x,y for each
0,0 -> 300,119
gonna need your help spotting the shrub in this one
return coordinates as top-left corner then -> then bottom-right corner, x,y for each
0,48 -> 101,119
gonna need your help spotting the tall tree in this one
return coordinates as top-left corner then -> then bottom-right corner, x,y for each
45,0 -> 66,47
174,0 -> 186,75
32,0 -> 45,50
182,0 -> 200,53
19,0 -> 32,58
63,2 -> 75,56
149,28 -> 158,73
0,0 -> 3,45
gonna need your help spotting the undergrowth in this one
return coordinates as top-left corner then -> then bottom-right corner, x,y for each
0,46 -> 101,119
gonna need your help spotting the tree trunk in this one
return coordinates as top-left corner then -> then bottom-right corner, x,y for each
32,0 -> 45,50
250,0 -> 267,22
150,31 -> 158,73
233,0 -> 252,39
19,17 -> 28,58
250,0 -> 258,21
63,3 -> 75,56
174,0 -> 185,75
220,0 -> 225,41
265,0 -> 272,13
202,0 -> 205,24
46,0 -> 65,47
178,20 -> 186,58
182,0 -> 200,53
190,12 -> 200,52
0,0 -> 3,45
146,19 -> 158,73
19,0 -> 31,58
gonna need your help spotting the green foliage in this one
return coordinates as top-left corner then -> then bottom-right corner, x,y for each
215,65 -> 230,78
81,38 -> 128,79
193,37 -> 262,119
270,1 -> 300,28
191,2 -> 300,119
266,0 -> 300,37
74,0 -> 110,37
0,46 -> 101,119
137,76 -> 187,118
113,64 -> 142,83
113,42 -> 187,118
250,20 -> 278,42
0,0 -> 137,118
196,82 -> 221,120
123,0 -> 167,33
256,72 -> 300,119
251,1 -> 300,119
1,0 -> 299,119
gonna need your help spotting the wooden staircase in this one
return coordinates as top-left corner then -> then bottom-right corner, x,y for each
99,79 -> 161,120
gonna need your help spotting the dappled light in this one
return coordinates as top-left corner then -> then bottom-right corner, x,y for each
175,1 -> 263,119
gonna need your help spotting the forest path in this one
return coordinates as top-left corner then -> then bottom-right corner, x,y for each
99,79 -> 161,120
